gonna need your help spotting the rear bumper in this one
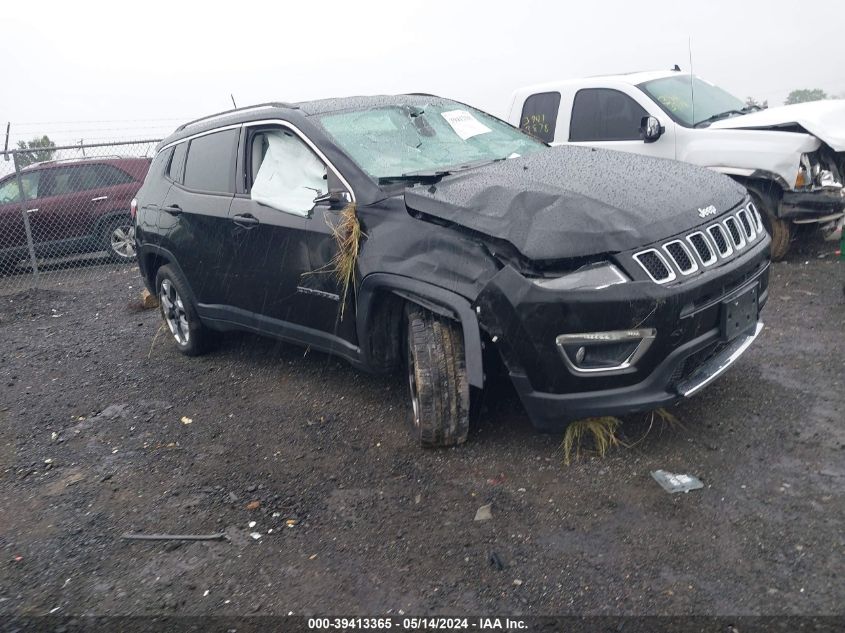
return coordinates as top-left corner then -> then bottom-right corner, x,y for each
511,318 -> 764,433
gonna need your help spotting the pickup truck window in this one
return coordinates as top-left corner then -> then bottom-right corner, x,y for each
520,92 -> 560,143
570,88 -> 647,142
638,75 -> 745,127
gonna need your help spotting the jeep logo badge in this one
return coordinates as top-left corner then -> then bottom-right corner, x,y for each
698,205 -> 717,218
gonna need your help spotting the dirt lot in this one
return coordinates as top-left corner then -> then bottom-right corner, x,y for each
1,235 -> 843,618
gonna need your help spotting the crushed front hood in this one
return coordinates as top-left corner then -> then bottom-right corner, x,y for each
709,100 -> 845,151
404,145 -> 745,261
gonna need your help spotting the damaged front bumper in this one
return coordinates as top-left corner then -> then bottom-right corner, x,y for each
475,237 -> 770,432
781,187 -> 845,221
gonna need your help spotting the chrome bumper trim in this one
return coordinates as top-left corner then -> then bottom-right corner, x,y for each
676,322 -> 764,397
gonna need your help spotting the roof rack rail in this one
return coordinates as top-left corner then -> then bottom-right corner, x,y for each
30,155 -> 128,167
175,102 -> 299,132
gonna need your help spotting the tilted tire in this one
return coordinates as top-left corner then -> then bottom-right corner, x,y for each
751,192 -> 791,260
102,215 -> 137,262
155,265 -> 213,356
405,304 -> 470,448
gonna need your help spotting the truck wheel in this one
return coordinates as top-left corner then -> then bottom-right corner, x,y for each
405,304 -> 470,448
751,193 -> 791,260
155,265 -> 213,356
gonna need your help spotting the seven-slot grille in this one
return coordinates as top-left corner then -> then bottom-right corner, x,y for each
633,202 -> 765,284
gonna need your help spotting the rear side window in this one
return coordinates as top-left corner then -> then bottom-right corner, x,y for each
183,130 -> 238,194
168,142 -> 187,183
519,92 -> 560,143
570,88 -> 648,142
87,164 -> 134,188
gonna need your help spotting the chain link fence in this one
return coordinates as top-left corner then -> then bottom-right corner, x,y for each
0,139 -> 160,296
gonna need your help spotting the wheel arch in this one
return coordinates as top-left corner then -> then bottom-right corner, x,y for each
91,209 -> 133,240
730,173 -> 786,217
357,273 -> 485,389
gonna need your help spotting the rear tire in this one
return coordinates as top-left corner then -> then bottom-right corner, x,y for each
751,192 -> 791,260
405,304 -> 470,448
155,265 -> 213,356
102,215 -> 136,262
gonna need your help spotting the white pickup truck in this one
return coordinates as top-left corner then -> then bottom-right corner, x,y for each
507,69 -> 845,259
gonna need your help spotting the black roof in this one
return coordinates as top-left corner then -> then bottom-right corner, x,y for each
157,94 -> 452,150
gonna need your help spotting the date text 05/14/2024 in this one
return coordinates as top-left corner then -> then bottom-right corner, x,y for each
307,617 -> 527,630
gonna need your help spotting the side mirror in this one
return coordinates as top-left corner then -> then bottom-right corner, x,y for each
640,116 -> 664,143
313,189 -> 350,209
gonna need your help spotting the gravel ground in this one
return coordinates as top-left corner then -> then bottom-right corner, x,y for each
0,234 -> 843,618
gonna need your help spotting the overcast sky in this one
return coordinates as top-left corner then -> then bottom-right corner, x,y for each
2,0 -> 843,146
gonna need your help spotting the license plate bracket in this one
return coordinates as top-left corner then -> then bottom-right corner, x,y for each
721,285 -> 759,341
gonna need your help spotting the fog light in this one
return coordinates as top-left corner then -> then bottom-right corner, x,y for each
556,328 -> 657,375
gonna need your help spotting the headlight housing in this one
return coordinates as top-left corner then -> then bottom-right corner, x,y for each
532,262 -> 629,291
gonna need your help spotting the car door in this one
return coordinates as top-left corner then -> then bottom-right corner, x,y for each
567,87 -> 676,159
84,163 -> 137,222
29,165 -> 100,255
225,124 -> 333,330
158,128 -> 239,307
0,171 -> 38,254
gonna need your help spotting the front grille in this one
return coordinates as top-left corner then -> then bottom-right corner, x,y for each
687,232 -> 716,266
671,340 -> 731,387
633,249 -> 675,283
749,202 -> 764,232
737,209 -> 755,240
707,224 -> 730,256
633,203 -> 762,284
724,217 -> 745,249
664,240 -> 697,274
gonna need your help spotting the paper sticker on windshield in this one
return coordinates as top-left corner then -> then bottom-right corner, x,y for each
441,110 -> 491,140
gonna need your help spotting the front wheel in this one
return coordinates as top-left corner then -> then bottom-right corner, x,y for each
751,193 -> 791,260
405,305 -> 470,448
102,216 -> 137,262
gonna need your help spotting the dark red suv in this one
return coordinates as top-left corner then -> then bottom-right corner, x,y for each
0,156 -> 150,269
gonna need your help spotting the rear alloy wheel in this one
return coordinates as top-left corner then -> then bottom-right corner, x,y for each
751,192 -> 791,260
103,216 -> 137,262
405,304 -> 470,448
155,265 -> 213,356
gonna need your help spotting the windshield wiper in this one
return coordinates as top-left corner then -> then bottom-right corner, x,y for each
693,109 -> 747,128
378,157 -> 509,186
377,172 -> 447,185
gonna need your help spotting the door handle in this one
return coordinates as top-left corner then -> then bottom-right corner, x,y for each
232,213 -> 260,228
163,204 -> 183,216
91,196 -> 109,202
25,208 -> 39,214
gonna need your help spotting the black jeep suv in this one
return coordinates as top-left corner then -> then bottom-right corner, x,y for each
134,96 -> 770,447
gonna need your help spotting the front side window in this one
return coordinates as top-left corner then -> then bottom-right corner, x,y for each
520,92 -> 561,143
248,129 -> 328,217
39,166 -> 85,197
638,75 -> 745,127
316,101 -> 545,181
570,88 -> 648,142
183,130 -> 237,193
0,171 -> 39,204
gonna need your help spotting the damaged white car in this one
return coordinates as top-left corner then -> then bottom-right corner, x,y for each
508,69 -> 845,259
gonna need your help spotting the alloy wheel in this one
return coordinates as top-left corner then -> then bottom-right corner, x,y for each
110,224 -> 136,259
159,279 -> 190,346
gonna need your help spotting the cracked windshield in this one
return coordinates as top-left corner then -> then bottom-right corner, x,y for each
317,102 -> 546,180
